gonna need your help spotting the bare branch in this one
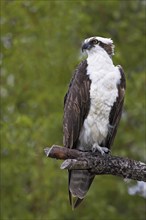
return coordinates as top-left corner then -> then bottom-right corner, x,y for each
44,145 -> 146,182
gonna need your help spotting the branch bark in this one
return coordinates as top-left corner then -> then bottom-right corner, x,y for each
44,145 -> 146,182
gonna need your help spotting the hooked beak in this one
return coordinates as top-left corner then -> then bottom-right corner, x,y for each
82,42 -> 92,52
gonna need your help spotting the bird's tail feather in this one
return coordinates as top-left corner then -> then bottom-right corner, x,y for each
68,170 -> 95,209
69,191 -> 84,210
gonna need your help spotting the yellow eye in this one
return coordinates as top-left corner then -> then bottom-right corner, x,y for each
92,39 -> 98,44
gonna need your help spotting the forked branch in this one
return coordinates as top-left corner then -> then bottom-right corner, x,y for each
44,145 -> 146,182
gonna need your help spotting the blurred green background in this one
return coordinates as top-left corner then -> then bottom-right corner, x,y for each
1,0 -> 145,220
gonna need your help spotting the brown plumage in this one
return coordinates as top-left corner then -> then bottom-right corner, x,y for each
63,39 -> 126,209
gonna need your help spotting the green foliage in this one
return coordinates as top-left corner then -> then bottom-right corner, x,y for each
1,0 -> 145,220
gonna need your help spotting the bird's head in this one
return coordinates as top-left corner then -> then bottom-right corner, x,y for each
82,36 -> 115,57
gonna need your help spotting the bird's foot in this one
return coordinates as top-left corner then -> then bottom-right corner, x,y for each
92,144 -> 110,155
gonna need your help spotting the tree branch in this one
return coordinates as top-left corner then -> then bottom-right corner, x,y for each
44,145 -> 146,182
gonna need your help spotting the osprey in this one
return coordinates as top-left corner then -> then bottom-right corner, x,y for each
63,36 -> 126,208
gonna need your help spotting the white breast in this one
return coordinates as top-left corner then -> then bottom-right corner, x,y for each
78,49 -> 121,151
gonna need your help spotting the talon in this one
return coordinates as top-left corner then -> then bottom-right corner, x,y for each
92,145 -> 97,153
102,147 -> 110,154
92,144 -> 110,155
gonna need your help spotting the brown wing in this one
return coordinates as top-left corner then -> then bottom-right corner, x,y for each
63,60 -> 92,208
104,65 -> 126,149
63,60 -> 91,149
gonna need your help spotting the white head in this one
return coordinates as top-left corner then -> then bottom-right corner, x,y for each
82,36 -> 115,57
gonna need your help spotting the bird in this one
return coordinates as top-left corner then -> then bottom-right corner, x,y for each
63,36 -> 126,209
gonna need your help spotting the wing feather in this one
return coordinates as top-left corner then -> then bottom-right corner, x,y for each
104,65 -> 126,148
63,60 -> 91,149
